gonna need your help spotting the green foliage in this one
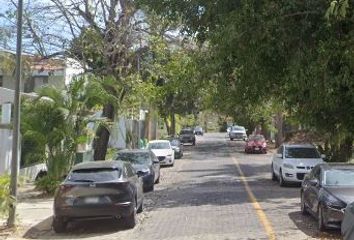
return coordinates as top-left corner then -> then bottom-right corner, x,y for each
35,175 -> 61,195
0,175 -> 12,218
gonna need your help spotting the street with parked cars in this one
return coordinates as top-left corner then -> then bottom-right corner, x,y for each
17,133 -> 354,239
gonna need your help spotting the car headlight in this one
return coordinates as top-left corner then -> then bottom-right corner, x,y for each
323,191 -> 346,210
283,163 -> 294,169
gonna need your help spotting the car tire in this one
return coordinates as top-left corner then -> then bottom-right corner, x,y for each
52,217 -> 67,233
137,199 -> 143,213
192,141 -> 196,146
230,138 -> 234,141
123,201 -> 137,229
318,204 -> 326,231
144,185 -> 154,192
279,169 -> 287,187
155,176 -> 160,184
271,164 -> 277,181
300,192 -> 308,215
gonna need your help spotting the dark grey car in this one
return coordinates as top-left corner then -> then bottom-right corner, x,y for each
342,202 -> 354,240
53,161 -> 144,233
179,128 -> 196,145
170,139 -> 184,159
116,149 -> 160,192
301,164 -> 354,231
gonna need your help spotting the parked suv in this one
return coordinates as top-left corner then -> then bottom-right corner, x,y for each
179,128 -> 196,145
229,125 -> 247,141
271,144 -> 325,186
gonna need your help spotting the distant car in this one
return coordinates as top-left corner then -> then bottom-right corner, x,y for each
53,160 -> 144,233
116,149 -> 160,192
179,128 -> 196,145
169,138 -> 184,159
271,144 -> 325,186
194,126 -> 204,136
148,140 -> 175,166
301,164 -> 354,231
229,126 -> 247,141
342,201 -> 354,239
245,135 -> 267,154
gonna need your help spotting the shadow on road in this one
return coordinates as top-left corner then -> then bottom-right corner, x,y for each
288,211 -> 341,239
23,216 -> 129,239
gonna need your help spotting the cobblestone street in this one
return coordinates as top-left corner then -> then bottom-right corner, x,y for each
10,133 -> 342,240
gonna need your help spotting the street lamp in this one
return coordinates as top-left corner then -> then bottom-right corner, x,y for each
8,0 -> 23,227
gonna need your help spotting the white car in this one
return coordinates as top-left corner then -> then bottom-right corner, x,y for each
229,125 -> 247,141
148,140 -> 175,166
271,144 -> 325,186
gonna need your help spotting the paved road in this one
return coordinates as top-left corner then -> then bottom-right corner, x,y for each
21,133 -> 342,240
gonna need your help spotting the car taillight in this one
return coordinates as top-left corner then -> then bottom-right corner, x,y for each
59,184 -> 74,194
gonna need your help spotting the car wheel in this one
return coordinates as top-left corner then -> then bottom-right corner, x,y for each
137,199 -> 143,213
52,217 -> 67,233
155,175 -> 160,184
318,204 -> 326,231
300,192 -> 308,215
144,185 -> 154,192
279,169 -> 286,187
230,138 -> 234,141
123,200 -> 137,229
271,164 -> 277,181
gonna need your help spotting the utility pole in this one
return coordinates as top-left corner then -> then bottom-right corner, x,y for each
8,0 -> 23,227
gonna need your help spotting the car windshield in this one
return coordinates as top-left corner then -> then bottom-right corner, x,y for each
232,126 -> 244,131
285,147 -> 320,158
324,170 -> 354,186
170,140 -> 180,146
67,168 -> 121,182
195,127 -> 202,131
249,135 -> 265,141
149,142 -> 170,149
180,130 -> 193,134
116,152 -> 151,165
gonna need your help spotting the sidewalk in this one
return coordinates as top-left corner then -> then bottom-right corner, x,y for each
1,184 -> 53,239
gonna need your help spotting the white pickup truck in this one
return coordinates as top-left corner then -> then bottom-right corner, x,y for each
20,163 -> 47,182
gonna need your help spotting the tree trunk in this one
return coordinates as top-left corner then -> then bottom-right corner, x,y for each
93,103 -> 114,160
164,117 -> 170,136
171,113 -> 176,136
275,112 -> 284,148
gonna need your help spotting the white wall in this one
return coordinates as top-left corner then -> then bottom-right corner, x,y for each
0,103 -> 13,174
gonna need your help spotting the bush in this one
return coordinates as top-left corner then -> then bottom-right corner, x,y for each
35,175 -> 61,195
0,175 -> 13,218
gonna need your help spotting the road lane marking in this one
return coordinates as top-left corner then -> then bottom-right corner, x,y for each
232,156 -> 276,240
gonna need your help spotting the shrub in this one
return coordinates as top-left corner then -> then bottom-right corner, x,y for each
0,175 -> 13,218
35,175 -> 61,195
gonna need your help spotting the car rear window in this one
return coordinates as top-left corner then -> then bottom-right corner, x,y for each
232,127 -> 245,131
285,147 -> 320,158
67,168 -> 121,182
180,130 -> 193,134
170,139 -> 180,146
324,170 -> 354,186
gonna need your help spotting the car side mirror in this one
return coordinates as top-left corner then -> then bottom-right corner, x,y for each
321,154 -> 326,159
276,153 -> 283,158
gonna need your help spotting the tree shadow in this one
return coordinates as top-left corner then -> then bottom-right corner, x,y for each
23,216 -> 130,239
288,211 -> 341,239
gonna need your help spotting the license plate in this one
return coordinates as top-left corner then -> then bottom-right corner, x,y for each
255,147 -> 260,151
84,197 -> 99,204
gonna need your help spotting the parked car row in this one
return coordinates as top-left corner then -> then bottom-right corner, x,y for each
52,138 -> 185,233
271,143 -> 354,236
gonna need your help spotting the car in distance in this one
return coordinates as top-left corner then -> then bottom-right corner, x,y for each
229,125 -> 247,141
169,138 -> 184,159
271,144 -> 324,186
53,160 -> 144,233
148,140 -> 175,166
301,164 -> 354,231
179,128 -> 196,145
245,135 -> 267,154
116,149 -> 160,192
194,126 -> 204,136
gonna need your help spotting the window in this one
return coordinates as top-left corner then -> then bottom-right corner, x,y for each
148,142 -> 171,150
285,147 -> 320,159
125,164 -> 136,177
67,168 -> 121,182
116,152 -> 151,165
